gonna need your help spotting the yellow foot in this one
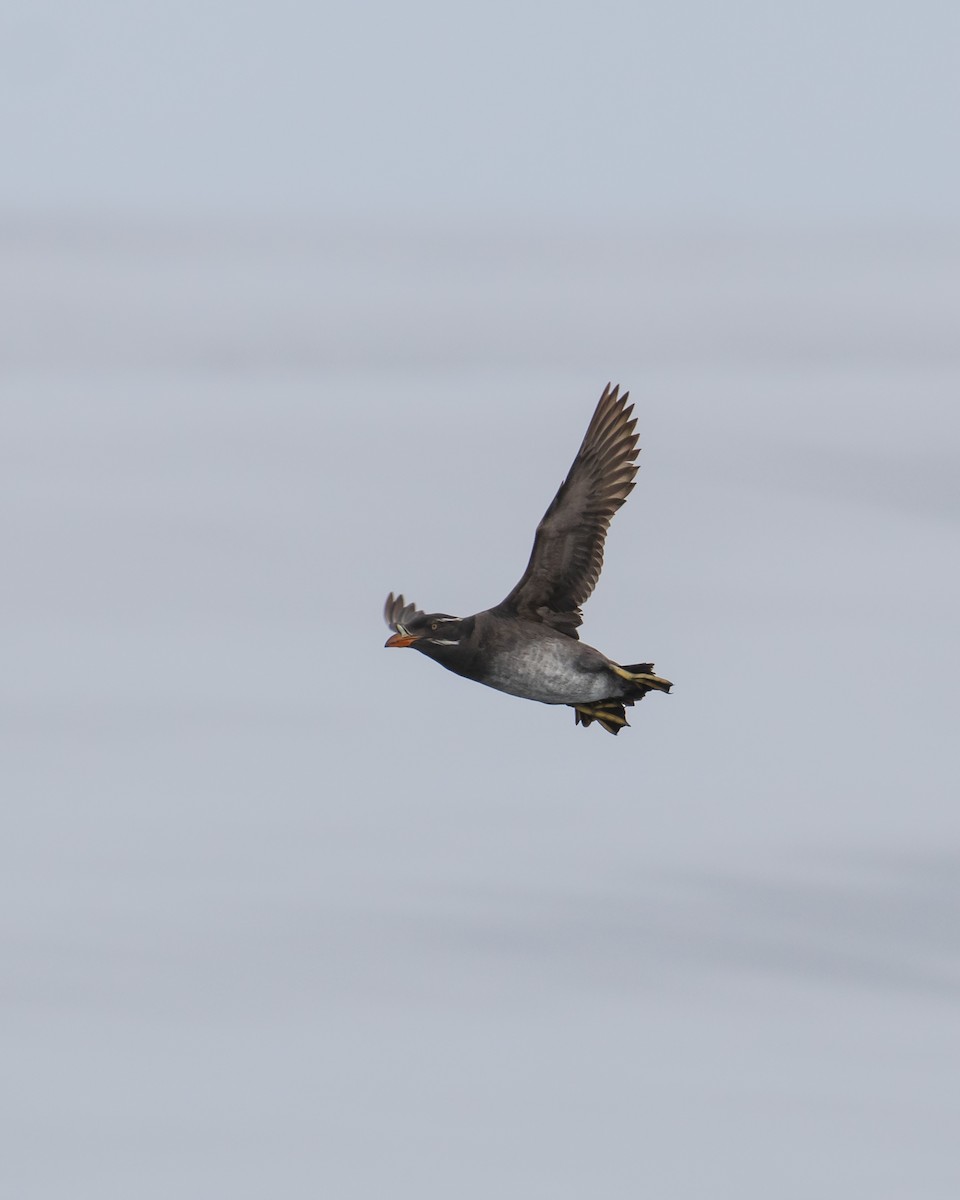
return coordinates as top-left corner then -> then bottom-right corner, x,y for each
572,702 -> 629,735
610,664 -> 673,693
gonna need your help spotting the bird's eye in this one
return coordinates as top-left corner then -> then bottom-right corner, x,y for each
431,621 -> 438,631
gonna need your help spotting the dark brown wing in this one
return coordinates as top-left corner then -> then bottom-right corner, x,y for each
493,384 -> 639,639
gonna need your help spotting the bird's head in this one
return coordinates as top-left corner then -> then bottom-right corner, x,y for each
383,592 -> 471,661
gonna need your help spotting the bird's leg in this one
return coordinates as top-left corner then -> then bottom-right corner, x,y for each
570,702 -> 629,734
610,664 -> 673,694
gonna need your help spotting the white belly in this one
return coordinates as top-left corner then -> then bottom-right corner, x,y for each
483,640 -> 613,705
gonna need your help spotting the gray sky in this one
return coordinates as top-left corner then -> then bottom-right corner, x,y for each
3,0 -> 959,222
5,224 -> 960,1197
4,4 -> 960,1196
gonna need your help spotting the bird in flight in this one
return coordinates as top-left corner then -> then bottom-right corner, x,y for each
384,384 -> 672,735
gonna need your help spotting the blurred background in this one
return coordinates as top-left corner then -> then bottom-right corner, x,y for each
3,2 -> 959,1197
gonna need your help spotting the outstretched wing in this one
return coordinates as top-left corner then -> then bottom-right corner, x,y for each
383,592 -> 426,632
494,384 -> 639,639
